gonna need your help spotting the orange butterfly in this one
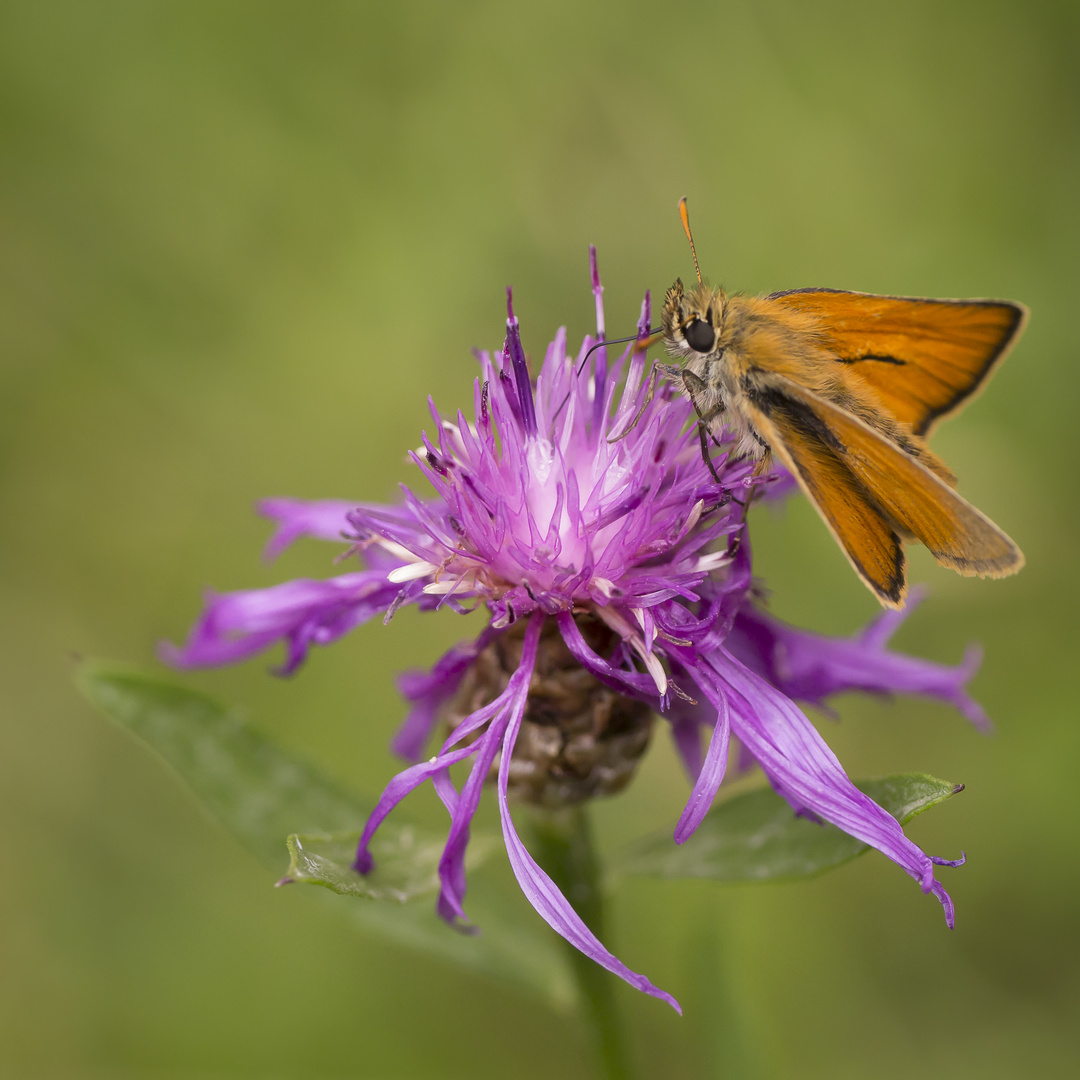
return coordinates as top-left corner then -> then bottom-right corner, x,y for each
657,198 -> 1026,607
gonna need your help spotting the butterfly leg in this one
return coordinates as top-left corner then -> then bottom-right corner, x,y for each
680,369 -> 726,482
738,452 -> 772,517
606,361 -> 682,444
720,457 -> 769,560
696,421 -> 725,484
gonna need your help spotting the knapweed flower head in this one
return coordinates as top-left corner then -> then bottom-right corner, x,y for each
166,250 -> 985,1011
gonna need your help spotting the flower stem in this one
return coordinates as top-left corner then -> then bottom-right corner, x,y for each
531,806 -> 636,1080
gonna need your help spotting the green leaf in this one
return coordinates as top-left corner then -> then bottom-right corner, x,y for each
75,660 -> 575,1010
75,660 -> 371,866
285,831 -> 440,901
284,829 -> 496,902
618,773 -> 963,883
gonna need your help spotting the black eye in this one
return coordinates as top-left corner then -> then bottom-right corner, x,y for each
682,318 -> 716,353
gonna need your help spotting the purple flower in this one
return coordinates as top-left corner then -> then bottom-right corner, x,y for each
166,250 -> 982,1012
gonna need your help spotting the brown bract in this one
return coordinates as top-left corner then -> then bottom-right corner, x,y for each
445,617 -> 654,807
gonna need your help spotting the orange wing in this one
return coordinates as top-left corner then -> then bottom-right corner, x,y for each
746,376 -> 1024,607
745,389 -> 908,607
767,288 -> 1027,436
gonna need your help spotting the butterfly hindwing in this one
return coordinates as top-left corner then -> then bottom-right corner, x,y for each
743,391 -> 908,607
752,376 -> 1024,583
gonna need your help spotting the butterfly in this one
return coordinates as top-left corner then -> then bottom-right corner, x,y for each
656,198 -> 1026,607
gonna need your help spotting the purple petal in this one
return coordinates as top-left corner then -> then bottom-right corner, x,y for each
673,685 -> 730,842
589,246 -> 607,429
590,245 -> 606,339
431,767 -> 461,817
669,714 -> 705,781
555,611 -> 659,701
496,619 -> 681,1012
504,288 -> 537,438
729,605 -> 991,732
161,570 -> 401,674
352,742 -> 477,874
932,851 -> 967,868
435,627 -> 537,924
258,498 -> 356,560
611,292 -> 651,430
391,625 -> 504,761
697,648 -> 959,925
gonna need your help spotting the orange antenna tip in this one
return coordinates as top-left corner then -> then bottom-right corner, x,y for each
678,197 -> 703,285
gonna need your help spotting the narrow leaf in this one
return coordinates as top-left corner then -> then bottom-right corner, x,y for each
76,660 -> 369,865
619,773 -> 962,882
285,831 -> 439,901
284,829 -> 496,903
75,660 -> 575,1009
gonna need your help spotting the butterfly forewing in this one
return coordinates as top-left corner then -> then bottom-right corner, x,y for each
767,288 -> 1027,436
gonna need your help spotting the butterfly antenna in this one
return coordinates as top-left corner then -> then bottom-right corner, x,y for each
678,197 -> 703,285
549,330 -> 654,427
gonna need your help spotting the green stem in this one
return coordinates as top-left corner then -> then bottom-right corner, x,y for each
531,806 -> 636,1080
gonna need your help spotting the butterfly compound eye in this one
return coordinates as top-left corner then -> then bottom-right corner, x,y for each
682,318 -> 716,353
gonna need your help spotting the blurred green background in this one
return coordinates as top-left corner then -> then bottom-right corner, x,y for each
2,1 -> 1077,1077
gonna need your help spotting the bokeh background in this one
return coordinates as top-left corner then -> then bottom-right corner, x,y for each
2,2 -> 1078,1077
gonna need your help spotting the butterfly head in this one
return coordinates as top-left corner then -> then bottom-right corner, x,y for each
661,278 -> 728,360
